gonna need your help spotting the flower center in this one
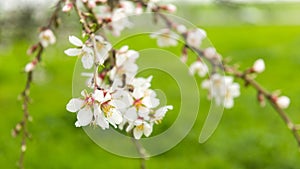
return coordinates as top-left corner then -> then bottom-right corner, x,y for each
101,103 -> 114,117
133,98 -> 143,109
136,124 -> 144,131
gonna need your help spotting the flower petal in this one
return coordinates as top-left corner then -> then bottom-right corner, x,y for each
143,123 -> 153,137
76,107 -> 93,127
81,53 -> 94,69
64,48 -> 82,56
94,90 -> 105,102
69,36 -> 83,47
125,107 -> 138,121
94,105 -> 109,129
133,127 -> 143,139
66,98 -> 84,112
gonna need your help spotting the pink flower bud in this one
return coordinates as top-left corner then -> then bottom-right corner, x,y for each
88,1 -> 96,8
24,60 -> 37,72
62,2 -> 73,12
166,4 -> 177,13
180,54 -> 187,63
135,4 -> 143,15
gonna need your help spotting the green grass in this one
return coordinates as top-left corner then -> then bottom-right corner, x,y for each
1,24 -> 300,169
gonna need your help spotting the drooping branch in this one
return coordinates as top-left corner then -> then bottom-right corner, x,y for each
154,11 -> 300,149
14,1 -> 63,169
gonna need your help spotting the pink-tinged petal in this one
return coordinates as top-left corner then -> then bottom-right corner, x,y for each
76,107 -> 93,126
69,36 -> 83,47
66,98 -> 84,112
81,53 -> 94,69
64,48 -> 82,56
133,127 -> 143,139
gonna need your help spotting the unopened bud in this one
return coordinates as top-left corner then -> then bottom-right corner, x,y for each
180,54 -> 188,63
203,47 -> 217,59
62,2 -> 73,12
252,59 -> 265,73
24,60 -> 37,72
161,4 -> 177,13
16,123 -> 22,131
166,4 -> 177,13
11,129 -> 17,137
275,96 -> 290,109
257,91 -> 265,107
176,24 -> 187,34
88,1 -> 96,8
21,145 -> 27,152
135,3 -> 143,15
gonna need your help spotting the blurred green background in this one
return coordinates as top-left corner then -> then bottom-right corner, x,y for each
1,1 -> 300,169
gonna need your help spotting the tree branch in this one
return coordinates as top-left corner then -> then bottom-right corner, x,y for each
15,1 -> 63,168
155,11 -> 300,149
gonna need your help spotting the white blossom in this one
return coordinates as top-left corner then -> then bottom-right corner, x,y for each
186,28 -> 206,48
202,74 -> 240,109
111,9 -> 132,36
252,58 -> 265,73
150,29 -> 179,47
66,89 -> 123,128
110,46 -> 139,83
64,36 -> 94,69
119,1 -> 135,14
94,90 -> 123,128
66,90 -> 94,127
94,35 -> 112,65
150,105 -> 173,124
189,61 -> 208,77
39,29 -> 56,48
276,96 -> 290,109
133,120 -> 153,139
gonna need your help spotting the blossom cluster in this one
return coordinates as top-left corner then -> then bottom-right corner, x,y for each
30,0 -> 290,140
65,34 -> 173,139
149,20 -> 290,110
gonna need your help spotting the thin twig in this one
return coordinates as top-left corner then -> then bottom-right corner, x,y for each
16,1 -> 63,168
131,138 -> 147,169
225,67 -> 300,148
155,11 -> 300,149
